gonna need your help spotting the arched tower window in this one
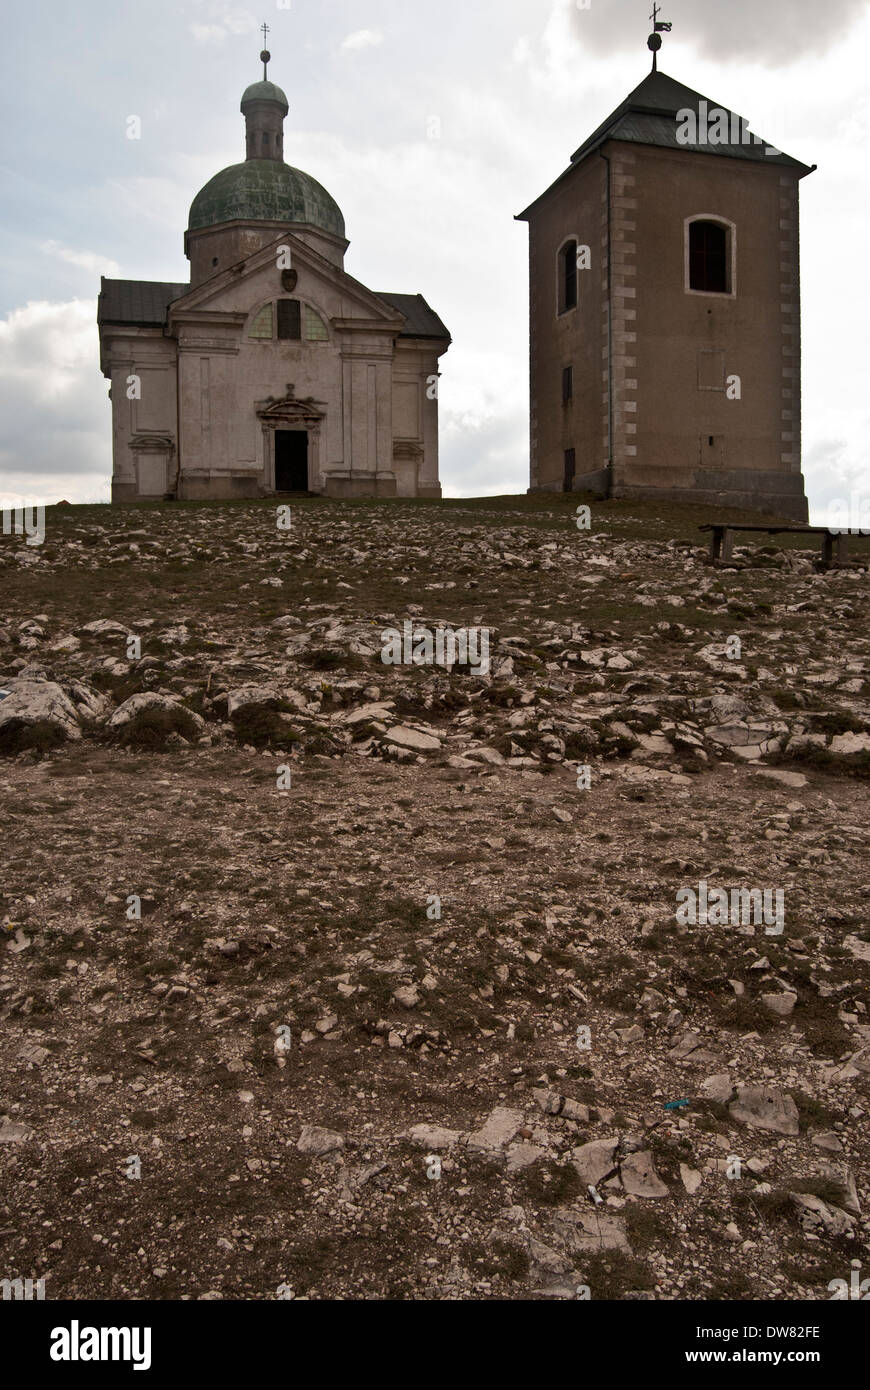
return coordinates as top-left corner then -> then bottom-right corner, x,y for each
688,219 -> 731,294
558,239 -> 578,314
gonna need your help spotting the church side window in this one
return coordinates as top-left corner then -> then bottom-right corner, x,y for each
558,240 -> 578,313
689,219 -> 730,294
248,303 -> 273,339
277,299 -> 302,340
304,306 -> 329,341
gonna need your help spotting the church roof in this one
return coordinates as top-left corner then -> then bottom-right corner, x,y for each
188,160 -> 345,239
241,80 -> 289,112
375,292 -> 450,340
98,278 -> 189,327
517,68 -> 814,219
98,278 -> 449,340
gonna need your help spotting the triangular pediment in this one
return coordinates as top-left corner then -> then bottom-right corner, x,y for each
167,232 -> 406,330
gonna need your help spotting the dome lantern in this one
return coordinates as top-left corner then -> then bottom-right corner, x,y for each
185,44 -> 346,283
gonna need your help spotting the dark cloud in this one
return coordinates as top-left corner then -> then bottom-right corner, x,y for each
568,0 -> 867,65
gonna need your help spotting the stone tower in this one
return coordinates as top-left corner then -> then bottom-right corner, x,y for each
516,64 -> 815,521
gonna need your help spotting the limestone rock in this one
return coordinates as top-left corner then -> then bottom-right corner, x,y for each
0,1118 -> 31,1143
790,1193 -> 854,1238
680,1164 -> 703,1194
392,984 -> 421,1009
525,1235 -> 573,1276
754,768 -> 808,789
549,1208 -> 631,1255
296,1125 -> 345,1156
383,725 -> 441,753
227,685 -> 282,717
729,1085 -> 799,1135
0,679 -> 82,742
569,1139 -> 619,1187
811,1131 -> 844,1154
701,1072 -> 734,1104
467,1106 -> 524,1151
406,1124 -> 461,1150
620,1150 -> 669,1198
108,692 -> 205,731
830,731 -> 870,755
505,1142 -> 546,1172
843,935 -> 870,964
761,991 -> 798,1017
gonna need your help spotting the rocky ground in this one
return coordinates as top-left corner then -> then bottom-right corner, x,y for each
1,493 -> 869,1301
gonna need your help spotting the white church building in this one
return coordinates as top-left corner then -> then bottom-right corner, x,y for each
98,56 -> 450,502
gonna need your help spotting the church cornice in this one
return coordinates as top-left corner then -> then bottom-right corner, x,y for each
184,218 -> 349,260
170,309 -> 248,326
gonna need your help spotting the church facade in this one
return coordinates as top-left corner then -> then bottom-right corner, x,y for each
99,71 -> 449,502
517,66 -> 815,521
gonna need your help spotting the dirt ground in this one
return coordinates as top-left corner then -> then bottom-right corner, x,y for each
1,494 -> 868,1300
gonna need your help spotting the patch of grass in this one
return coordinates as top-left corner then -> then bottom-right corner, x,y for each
230,702 -> 301,749
707,1270 -> 756,1299
304,649 -> 370,673
776,743 -> 870,781
744,1186 -> 795,1223
514,1160 -> 584,1206
791,1176 -> 851,1207
781,1235 -> 857,1290
711,989 -> 785,1034
0,719 -> 69,757
461,1238 -> 529,1281
624,1204 -> 670,1251
583,1249 -> 655,1299
116,706 -> 201,750
809,712 -> 869,737
793,1091 -> 839,1130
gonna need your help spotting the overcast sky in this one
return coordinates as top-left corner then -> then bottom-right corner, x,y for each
1,0 -> 868,519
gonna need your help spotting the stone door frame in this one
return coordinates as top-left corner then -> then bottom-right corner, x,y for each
256,396 -> 326,493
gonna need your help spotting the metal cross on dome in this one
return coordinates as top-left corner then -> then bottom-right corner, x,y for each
260,21 -> 271,80
649,5 -> 672,29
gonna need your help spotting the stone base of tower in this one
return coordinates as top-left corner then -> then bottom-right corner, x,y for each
530,466 -> 808,523
611,468 -> 809,523
528,468 -> 611,498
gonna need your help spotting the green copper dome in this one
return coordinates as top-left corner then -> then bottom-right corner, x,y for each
241,80 -> 289,112
187,160 -> 345,238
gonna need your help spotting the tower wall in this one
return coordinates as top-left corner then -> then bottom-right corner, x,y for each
524,133 -> 809,521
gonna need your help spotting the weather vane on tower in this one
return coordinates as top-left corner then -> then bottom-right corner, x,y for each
260,21 -> 271,80
647,5 -> 672,72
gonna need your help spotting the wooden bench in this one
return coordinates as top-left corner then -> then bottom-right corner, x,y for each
699,523 -> 851,569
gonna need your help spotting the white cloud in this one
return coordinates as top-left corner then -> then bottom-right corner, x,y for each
0,300 -> 111,504
189,25 -> 230,45
41,242 -> 121,280
565,0 -> 867,64
188,2 -> 257,45
340,29 -> 384,53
